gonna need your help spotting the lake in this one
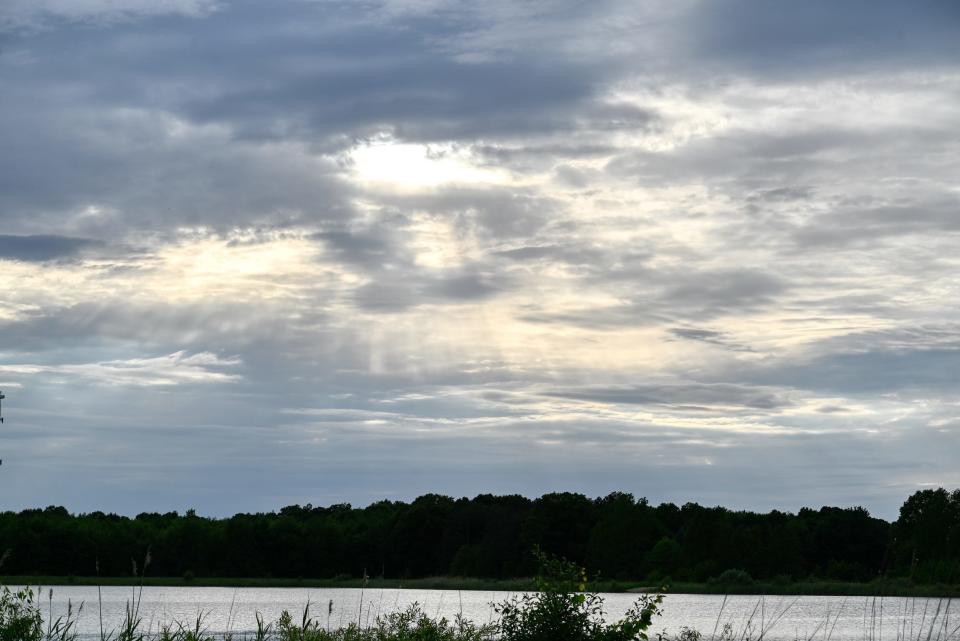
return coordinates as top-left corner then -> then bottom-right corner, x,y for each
24,586 -> 960,640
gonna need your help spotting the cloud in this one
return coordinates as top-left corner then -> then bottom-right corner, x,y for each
686,0 -> 960,77
544,382 -> 791,411
0,0 -> 958,518
518,268 -> 786,329
788,197 -> 960,250
669,327 -> 753,352
740,326 -> 960,396
0,351 -> 241,387
353,270 -> 504,311
0,234 -> 99,262
0,0 -> 217,30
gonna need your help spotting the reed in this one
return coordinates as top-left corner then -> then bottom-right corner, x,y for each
5,550 -> 960,641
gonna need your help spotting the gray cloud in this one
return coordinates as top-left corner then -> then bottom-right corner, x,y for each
669,327 -> 754,352
545,382 -> 791,411
0,0 -> 217,30
0,234 -> 99,262
0,0 -> 957,517
789,198 -> 960,250
738,326 -> 960,396
353,271 -> 505,312
687,0 -> 960,77
519,268 -> 787,329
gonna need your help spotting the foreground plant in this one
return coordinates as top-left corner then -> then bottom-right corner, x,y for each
270,602 -> 495,641
0,586 -> 83,641
0,586 -> 42,641
496,548 -> 664,641
0,545 -> 667,640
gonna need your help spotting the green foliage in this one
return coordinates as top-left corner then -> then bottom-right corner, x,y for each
496,548 -> 663,641
646,538 -> 681,577
269,602 -> 495,641
587,494 -> 661,580
2,488 -> 960,589
0,586 -> 82,641
674,627 -> 702,641
708,569 -> 753,587
0,586 -> 42,641
891,488 -> 960,583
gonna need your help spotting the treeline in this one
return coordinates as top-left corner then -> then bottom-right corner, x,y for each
1,489 -> 958,584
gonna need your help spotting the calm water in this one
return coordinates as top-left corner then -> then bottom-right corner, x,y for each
24,586 -> 960,641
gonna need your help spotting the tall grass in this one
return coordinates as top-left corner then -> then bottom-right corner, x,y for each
7,588 -> 960,641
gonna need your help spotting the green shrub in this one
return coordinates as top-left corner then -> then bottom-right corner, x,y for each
263,602 -> 496,641
675,626 -> 702,641
496,548 -> 663,641
0,586 -> 42,641
708,569 -> 753,587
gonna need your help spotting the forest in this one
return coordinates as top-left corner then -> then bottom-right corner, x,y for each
1,488 -> 957,586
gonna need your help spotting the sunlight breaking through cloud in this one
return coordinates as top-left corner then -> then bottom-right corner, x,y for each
0,0 -> 957,517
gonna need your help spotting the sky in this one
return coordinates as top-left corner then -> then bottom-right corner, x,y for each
0,0 -> 958,520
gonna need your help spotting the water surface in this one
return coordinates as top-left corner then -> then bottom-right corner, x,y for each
28,586 -> 960,641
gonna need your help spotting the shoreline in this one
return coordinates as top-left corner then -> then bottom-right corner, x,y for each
4,576 -> 958,597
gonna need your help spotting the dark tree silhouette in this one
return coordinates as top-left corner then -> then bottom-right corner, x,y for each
1,490 -> 954,584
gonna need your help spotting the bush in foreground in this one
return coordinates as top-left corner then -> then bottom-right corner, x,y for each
497,549 -> 662,641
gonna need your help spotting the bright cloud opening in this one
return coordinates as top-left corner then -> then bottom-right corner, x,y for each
350,141 -> 509,191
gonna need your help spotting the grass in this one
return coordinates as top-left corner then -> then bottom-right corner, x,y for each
5,582 -> 960,641
5,548 -> 960,640
1,549 -> 668,640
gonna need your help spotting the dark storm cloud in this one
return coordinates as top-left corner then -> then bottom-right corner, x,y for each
0,234 -> 99,262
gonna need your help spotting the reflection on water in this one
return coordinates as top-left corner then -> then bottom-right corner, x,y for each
23,585 -> 960,641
